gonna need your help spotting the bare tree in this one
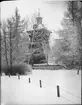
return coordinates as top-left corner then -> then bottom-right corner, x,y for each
7,18 -> 13,68
1,21 -> 9,67
66,1 -> 82,70
12,8 -> 29,64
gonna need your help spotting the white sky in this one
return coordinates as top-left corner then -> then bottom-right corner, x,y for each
1,0 -> 67,30
1,0 -> 67,47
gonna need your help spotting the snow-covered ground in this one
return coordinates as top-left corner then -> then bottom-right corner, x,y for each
1,70 -> 81,105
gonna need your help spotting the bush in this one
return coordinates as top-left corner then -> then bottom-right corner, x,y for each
55,55 -> 75,69
1,63 -> 32,75
24,53 -> 46,65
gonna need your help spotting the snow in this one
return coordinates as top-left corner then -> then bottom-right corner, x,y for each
1,70 -> 81,105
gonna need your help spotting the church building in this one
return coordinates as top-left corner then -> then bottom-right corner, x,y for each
26,10 -> 52,65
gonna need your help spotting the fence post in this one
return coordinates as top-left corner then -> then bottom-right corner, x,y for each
77,70 -> 79,75
18,74 -> 20,79
9,73 -> 10,77
57,85 -> 60,97
40,80 -> 42,88
29,78 -> 31,83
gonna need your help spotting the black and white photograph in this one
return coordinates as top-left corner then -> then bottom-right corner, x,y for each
0,0 -> 82,105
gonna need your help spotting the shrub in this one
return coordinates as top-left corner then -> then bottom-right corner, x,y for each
24,53 -> 46,65
1,63 -> 32,75
55,55 -> 75,69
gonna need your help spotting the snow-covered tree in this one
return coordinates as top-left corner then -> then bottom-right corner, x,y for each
1,7 -> 29,67
66,1 -> 82,68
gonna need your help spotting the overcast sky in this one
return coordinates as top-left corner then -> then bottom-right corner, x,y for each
1,0 -> 67,30
1,0 -> 67,47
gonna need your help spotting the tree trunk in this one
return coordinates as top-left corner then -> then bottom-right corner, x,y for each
46,54 -> 48,65
28,30 -> 35,66
0,24 -> 1,71
4,34 -> 9,67
75,19 -> 82,69
9,31 -> 12,68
